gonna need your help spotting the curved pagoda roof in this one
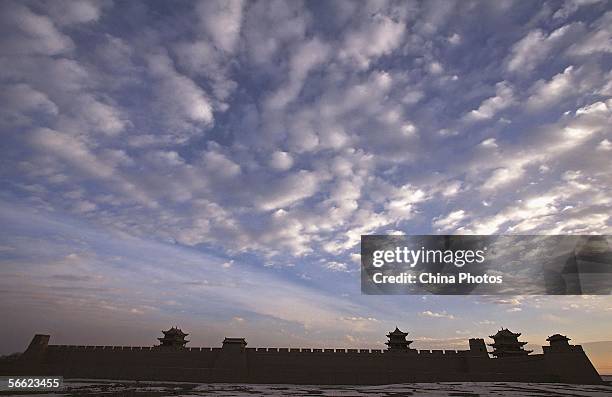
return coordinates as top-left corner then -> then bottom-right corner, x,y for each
489,328 -> 521,339
547,334 -> 570,342
387,327 -> 408,337
162,326 -> 188,337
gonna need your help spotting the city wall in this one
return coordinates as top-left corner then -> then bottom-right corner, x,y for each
0,335 -> 603,385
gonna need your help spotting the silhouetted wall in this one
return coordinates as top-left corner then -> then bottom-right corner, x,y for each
0,334 -> 602,385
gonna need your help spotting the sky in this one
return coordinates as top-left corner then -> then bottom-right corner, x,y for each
0,0 -> 611,373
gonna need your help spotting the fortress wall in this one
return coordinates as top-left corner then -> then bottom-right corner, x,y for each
463,354 -> 564,383
41,344 -> 471,379
244,348 -> 469,383
42,345 -> 220,378
6,335 -> 602,385
541,349 -> 603,384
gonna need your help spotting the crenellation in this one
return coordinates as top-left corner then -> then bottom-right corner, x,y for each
12,328 -> 602,385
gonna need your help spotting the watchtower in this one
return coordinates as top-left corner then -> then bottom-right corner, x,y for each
156,327 -> 189,349
544,334 -> 573,352
488,328 -> 531,358
385,327 -> 414,351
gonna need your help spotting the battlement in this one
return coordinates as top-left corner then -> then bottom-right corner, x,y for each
8,330 -> 602,386
46,345 -> 221,353
251,347 -> 385,354
417,349 -> 460,355
543,344 -> 584,353
43,344 -> 470,357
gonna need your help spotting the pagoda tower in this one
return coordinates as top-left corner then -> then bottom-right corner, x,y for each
488,328 -> 531,358
545,334 -> 572,352
385,327 -> 414,351
156,327 -> 189,349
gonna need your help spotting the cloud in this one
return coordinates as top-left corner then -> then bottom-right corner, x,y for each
526,66 -> 577,110
266,38 -> 331,110
30,128 -> 115,179
268,151 -> 294,171
0,83 -> 58,125
196,0 -> 245,53
147,51 -> 214,132
464,82 -> 515,121
339,14 -> 405,69
254,170 -> 320,211
482,167 -> 525,191
0,2 -> 73,56
325,262 -> 349,272
242,0 -> 308,65
42,0 -> 107,26
553,0 -> 604,20
433,210 -> 467,231
506,24 -> 581,74
566,11 -> 612,55
420,310 -> 455,320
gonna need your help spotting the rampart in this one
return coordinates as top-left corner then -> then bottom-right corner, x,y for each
0,333 -> 603,385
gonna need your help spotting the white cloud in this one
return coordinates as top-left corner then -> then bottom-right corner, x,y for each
339,14 -> 405,69
268,151 -> 294,171
441,181 -> 462,197
29,128 -> 156,208
448,33 -> 461,45
464,82 -> 515,121
242,0 -> 308,65
420,310 -> 455,320
202,150 -> 241,179
0,83 -> 58,125
76,94 -> 126,136
0,2 -> 73,55
433,210 -> 467,231
482,166 -> 525,191
597,139 -> 611,151
266,38 -> 331,110
526,66 -> 577,110
567,11 -> 612,55
506,24 -> 580,73
479,138 -> 498,148
43,0 -> 106,26
255,170 -> 320,211
325,261 -> 349,272
30,128 -> 115,179
553,0 -> 604,20
147,51 -> 214,131
196,0 -> 245,53
427,61 -> 444,75
384,185 -> 427,219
